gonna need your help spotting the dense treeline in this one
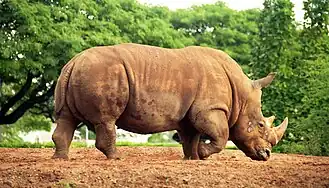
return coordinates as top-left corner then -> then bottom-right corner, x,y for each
0,0 -> 328,155
252,0 -> 329,155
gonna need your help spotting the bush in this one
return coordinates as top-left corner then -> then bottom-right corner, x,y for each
273,142 -> 306,154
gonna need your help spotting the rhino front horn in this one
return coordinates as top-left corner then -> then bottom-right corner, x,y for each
252,72 -> 276,89
274,117 -> 288,144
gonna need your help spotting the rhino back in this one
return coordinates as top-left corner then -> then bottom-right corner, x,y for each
113,44 -> 235,133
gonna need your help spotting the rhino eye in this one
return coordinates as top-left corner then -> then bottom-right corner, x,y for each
258,121 -> 265,127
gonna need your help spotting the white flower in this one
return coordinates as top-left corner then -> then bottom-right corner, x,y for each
17,53 -> 24,59
11,30 -> 16,36
32,78 -> 38,83
87,15 -> 94,20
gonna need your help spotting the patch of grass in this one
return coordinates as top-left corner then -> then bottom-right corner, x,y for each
116,141 -> 181,147
225,145 -> 238,150
117,142 -> 239,149
54,180 -> 77,188
70,142 -> 88,148
0,140 -> 182,148
0,141 -> 54,148
0,141 -> 88,148
0,140 -> 239,149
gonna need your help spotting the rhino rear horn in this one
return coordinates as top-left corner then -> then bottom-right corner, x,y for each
265,116 -> 275,127
252,72 -> 276,89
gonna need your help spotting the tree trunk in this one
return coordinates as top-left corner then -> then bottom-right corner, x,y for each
0,125 -> 3,142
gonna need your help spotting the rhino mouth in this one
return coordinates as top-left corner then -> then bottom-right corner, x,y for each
255,148 -> 271,161
246,148 -> 271,161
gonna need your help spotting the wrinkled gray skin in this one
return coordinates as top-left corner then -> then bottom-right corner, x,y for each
52,43 -> 288,161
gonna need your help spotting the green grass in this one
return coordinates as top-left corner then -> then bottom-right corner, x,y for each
0,141 -> 181,148
0,141 -> 87,148
0,140 -> 239,149
0,141 -> 54,148
54,180 -> 77,188
116,141 -> 180,147
225,145 -> 238,150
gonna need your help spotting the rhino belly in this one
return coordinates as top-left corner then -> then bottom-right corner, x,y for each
115,91 -> 187,134
115,114 -> 179,134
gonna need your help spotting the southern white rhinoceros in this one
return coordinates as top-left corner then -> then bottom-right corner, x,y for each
52,43 -> 288,161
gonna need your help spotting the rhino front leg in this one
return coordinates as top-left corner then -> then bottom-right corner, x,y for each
178,130 -> 201,160
192,110 -> 229,160
95,120 -> 119,159
52,107 -> 79,159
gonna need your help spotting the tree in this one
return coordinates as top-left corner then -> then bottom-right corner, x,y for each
0,113 -> 51,142
170,2 -> 260,70
0,0 -> 79,125
0,0 -> 193,126
301,0 -> 329,58
250,0 -> 300,127
296,0 -> 329,155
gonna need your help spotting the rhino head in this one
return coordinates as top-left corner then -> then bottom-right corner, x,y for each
230,72 -> 288,161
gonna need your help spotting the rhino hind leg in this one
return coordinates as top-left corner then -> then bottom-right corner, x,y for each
192,110 -> 229,160
94,120 -> 119,160
52,106 -> 80,160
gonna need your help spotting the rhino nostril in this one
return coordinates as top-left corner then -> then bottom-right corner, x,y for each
265,148 -> 271,157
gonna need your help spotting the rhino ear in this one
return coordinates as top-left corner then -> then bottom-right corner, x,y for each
252,72 -> 276,89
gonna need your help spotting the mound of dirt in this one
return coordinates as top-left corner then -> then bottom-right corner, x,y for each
0,147 -> 329,188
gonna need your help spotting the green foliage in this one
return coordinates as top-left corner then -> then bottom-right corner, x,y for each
296,56 -> 329,156
253,0 -> 329,156
293,0 -> 329,156
77,125 -> 96,140
297,0 -> 329,117
251,0 -> 301,125
0,0 -> 259,144
13,113 -> 51,132
0,125 -> 23,143
0,0 -> 75,124
171,2 -> 260,68
0,113 -> 51,142
147,132 -> 176,143
0,0 -> 193,125
273,141 -> 306,154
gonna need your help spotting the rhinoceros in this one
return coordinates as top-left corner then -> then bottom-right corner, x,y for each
52,43 -> 288,161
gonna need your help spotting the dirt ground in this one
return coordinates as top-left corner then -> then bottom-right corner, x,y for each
0,147 -> 329,188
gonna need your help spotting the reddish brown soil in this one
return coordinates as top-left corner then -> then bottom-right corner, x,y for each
0,147 -> 329,188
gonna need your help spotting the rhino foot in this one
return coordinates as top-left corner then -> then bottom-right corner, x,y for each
105,153 -> 121,160
183,156 -> 200,160
51,153 -> 69,160
198,143 -> 212,160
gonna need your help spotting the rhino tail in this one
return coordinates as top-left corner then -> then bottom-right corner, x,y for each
54,58 -> 77,118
